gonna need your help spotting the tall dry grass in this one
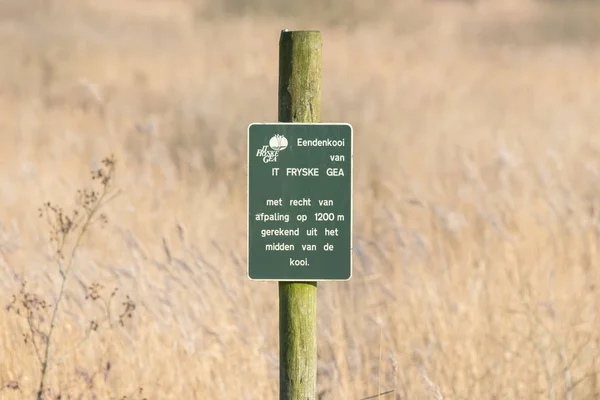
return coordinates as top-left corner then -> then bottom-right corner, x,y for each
1,0 -> 600,398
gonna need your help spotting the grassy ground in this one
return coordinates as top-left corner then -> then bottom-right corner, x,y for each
1,0 -> 600,398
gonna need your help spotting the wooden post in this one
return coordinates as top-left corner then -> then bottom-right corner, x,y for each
278,30 -> 321,400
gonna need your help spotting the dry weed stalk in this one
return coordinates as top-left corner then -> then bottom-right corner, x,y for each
5,155 -> 142,399
419,365 -> 444,400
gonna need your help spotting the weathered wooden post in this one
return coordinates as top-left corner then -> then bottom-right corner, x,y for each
247,30 -> 352,400
278,30 -> 321,400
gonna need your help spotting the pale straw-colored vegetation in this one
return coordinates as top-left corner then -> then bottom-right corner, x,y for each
1,0 -> 600,398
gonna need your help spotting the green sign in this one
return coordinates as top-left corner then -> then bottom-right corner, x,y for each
247,123 -> 353,281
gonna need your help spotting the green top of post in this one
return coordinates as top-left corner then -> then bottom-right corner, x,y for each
278,30 -> 322,124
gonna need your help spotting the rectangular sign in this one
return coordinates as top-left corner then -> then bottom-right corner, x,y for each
247,123 -> 353,281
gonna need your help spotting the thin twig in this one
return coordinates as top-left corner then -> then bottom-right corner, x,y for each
361,389 -> 395,400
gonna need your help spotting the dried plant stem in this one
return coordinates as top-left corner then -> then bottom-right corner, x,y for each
378,325 -> 383,399
36,161 -> 114,400
27,312 -> 44,366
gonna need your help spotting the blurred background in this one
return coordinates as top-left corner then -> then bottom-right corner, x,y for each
1,0 -> 600,398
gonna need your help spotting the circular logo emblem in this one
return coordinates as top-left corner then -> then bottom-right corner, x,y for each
269,134 -> 288,151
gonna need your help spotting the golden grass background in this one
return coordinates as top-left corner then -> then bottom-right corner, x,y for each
1,0 -> 600,398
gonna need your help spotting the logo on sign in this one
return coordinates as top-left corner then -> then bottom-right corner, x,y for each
256,134 -> 288,163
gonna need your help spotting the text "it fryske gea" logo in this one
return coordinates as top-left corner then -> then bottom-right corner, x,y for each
256,134 -> 288,163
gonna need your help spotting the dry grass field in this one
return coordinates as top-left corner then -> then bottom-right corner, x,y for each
1,0 -> 600,398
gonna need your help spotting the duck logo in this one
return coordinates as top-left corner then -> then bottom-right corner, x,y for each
256,134 -> 288,163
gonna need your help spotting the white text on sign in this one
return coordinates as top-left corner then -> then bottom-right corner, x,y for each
271,168 -> 345,177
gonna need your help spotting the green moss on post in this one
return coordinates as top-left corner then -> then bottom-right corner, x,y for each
279,282 -> 318,399
278,31 -> 322,124
278,30 -> 322,400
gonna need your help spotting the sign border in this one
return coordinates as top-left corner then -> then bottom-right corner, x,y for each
246,122 -> 354,282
